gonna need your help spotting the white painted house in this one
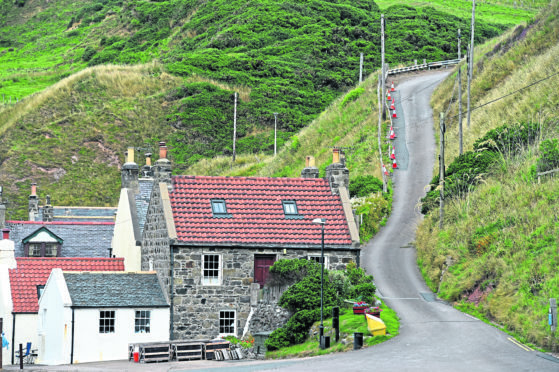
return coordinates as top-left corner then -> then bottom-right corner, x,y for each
39,270 -> 170,365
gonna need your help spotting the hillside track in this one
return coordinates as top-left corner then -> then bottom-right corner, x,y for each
255,70 -> 559,371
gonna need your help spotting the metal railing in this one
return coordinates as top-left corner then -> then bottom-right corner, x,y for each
388,59 -> 462,76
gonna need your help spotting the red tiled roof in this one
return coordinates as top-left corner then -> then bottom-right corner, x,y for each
9,257 -> 125,313
6,221 -> 114,225
170,176 -> 353,247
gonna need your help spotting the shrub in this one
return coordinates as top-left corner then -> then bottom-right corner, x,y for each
537,138 -> 559,172
81,46 -> 96,62
349,175 -> 383,198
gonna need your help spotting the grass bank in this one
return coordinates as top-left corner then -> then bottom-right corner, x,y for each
417,0 -> 559,351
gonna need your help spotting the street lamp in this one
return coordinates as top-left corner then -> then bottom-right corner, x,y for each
312,217 -> 326,349
273,112 -> 279,156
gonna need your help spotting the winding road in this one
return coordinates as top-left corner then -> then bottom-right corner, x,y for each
256,71 -> 559,371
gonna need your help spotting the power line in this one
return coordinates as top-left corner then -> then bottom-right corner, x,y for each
449,69 -> 559,120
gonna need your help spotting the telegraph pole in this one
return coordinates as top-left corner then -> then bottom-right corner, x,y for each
467,0 -> 476,129
381,14 -> 386,120
466,44 -> 471,130
439,112 -> 445,230
458,29 -> 463,155
359,53 -> 364,83
273,112 -> 278,156
232,92 -> 237,162
378,72 -> 387,194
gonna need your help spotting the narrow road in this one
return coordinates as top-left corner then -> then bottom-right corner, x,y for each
257,71 -> 559,371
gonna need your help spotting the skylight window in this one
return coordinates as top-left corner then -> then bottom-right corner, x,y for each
211,199 -> 232,218
282,200 -> 303,219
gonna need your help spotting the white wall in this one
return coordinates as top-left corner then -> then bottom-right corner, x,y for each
13,314 -> 38,365
112,189 -> 141,271
38,269 -> 72,365
0,266 -> 13,364
73,308 -> 169,363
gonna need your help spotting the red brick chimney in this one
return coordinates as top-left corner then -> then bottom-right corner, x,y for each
28,182 -> 39,221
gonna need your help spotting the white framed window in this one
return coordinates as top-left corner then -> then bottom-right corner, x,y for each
135,310 -> 151,333
308,255 -> 328,269
45,244 -> 57,257
99,310 -> 115,333
219,310 -> 236,336
28,244 -> 41,257
202,254 -> 221,285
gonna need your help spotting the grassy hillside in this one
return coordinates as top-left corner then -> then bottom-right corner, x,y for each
417,0 -> 559,350
375,0 -> 547,26
0,0 -> 514,218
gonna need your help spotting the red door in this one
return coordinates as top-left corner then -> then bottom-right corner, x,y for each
254,255 -> 276,288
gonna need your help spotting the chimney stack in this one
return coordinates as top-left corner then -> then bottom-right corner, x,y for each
43,194 -> 53,222
28,182 -> 39,221
325,148 -> 349,195
121,146 -> 140,191
141,152 -> 153,178
0,228 -> 16,269
0,186 -> 5,229
154,142 -> 172,185
301,156 -> 319,178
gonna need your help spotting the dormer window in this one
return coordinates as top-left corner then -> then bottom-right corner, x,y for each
211,199 -> 232,218
282,200 -> 303,219
23,227 -> 63,257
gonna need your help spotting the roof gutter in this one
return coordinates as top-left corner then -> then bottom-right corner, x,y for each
11,313 -> 15,365
170,240 -> 358,251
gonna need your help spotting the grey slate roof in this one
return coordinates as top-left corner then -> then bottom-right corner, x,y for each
7,221 -> 114,258
63,272 -> 169,308
37,207 -> 116,222
135,179 -> 154,236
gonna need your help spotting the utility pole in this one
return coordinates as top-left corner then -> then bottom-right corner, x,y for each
439,112 -> 445,230
359,53 -> 364,83
458,29 -> 463,155
232,92 -> 237,163
273,112 -> 278,156
466,44 -> 471,131
378,71 -> 387,194
381,14 -> 386,120
467,0 -> 476,129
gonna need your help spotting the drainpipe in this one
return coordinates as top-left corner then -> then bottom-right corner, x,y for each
170,246 -> 174,341
11,313 -> 15,365
70,308 -> 75,364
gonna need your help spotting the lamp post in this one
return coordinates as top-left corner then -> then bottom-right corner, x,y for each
312,217 -> 326,349
273,112 -> 279,156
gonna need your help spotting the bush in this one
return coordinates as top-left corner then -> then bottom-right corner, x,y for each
81,46 -> 96,62
538,138 -> 559,172
349,175 -> 383,198
421,122 -> 540,214
341,87 -> 364,107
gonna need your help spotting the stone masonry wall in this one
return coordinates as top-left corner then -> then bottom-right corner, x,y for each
171,246 -> 359,340
141,185 -> 171,292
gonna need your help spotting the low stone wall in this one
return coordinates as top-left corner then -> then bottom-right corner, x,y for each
248,301 -> 292,335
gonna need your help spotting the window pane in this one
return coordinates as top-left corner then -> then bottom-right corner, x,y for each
283,201 -> 298,215
219,311 -> 235,334
135,310 -> 151,333
203,255 -> 220,285
29,244 -> 41,257
212,200 -> 226,214
45,244 -> 57,257
99,310 -> 115,333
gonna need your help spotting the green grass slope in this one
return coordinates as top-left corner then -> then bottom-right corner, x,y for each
0,0 -> 508,169
417,0 -> 559,350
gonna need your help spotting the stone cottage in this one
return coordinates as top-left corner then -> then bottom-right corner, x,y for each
141,143 -> 360,340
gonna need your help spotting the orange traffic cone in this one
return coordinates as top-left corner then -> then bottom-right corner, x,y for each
392,158 -> 398,169
387,90 -> 391,101
391,81 -> 395,92
389,127 -> 396,140
390,98 -> 395,110
382,164 -> 389,176
390,146 -> 396,160
392,109 -> 397,118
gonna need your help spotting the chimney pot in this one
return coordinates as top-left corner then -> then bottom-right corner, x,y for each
2,228 -> 9,240
332,148 -> 340,164
31,183 -> 37,196
159,142 -> 167,159
145,153 -> 152,166
306,156 -> 316,168
127,147 -> 135,163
